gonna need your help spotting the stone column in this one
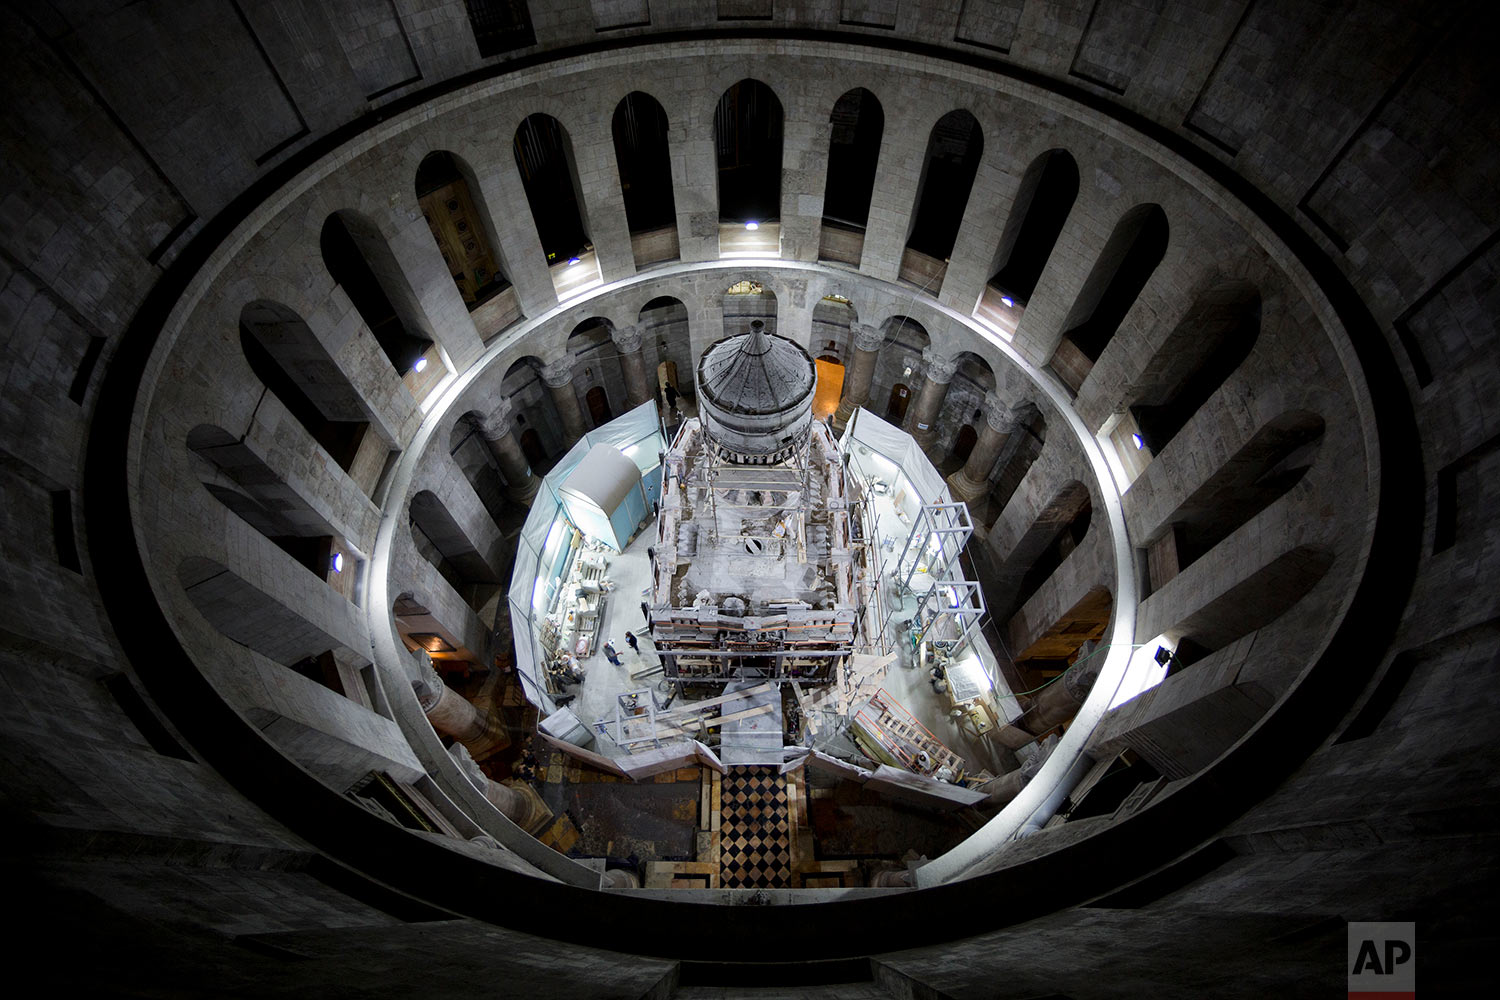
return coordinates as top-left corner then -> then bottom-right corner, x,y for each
447,743 -> 553,834
477,399 -> 540,505
906,348 -> 957,452
833,322 -> 886,430
411,652 -> 509,760
612,325 -> 653,407
946,393 -> 1021,502
541,356 -> 588,444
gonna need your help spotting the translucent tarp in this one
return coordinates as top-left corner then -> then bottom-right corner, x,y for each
508,401 -> 667,716
840,408 -> 951,504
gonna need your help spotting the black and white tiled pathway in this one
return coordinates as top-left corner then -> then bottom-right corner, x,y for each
719,766 -> 792,889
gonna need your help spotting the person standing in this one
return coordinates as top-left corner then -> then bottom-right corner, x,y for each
624,631 -> 640,654
665,382 -> 678,413
603,639 -> 622,666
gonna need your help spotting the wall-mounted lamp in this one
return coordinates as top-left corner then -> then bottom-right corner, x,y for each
1131,433 -> 1145,449
1000,295 -> 1015,308
413,357 -> 428,374
331,552 -> 344,573
745,221 -> 759,231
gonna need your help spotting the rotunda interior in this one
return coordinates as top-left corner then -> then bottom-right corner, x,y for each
1,1 -> 1495,996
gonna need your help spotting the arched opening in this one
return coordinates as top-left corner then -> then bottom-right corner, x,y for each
498,356 -> 562,475
903,109 -> 983,285
449,413 -> 511,527
978,149 -> 1078,330
188,424 -> 344,592
1051,203 -> 1169,393
993,479 -> 1093,618
612,92 -> 678,266
178,555 -> 342,670
639,296 -> 691,404
811,295 -> 855,418
238,300 -> 372,475
320,211 -> 432,375
410,489 -> 499,614
514,113 -> 591,265
715,79 -> 783,224
723,279 -> 777,338
819,88 -> 883,264
1142,411 -> 1326,595
1132,282 -> 1262,453
1009,586 -> 1114,705
939,351 -> 997,463
566,317 -> 623,426
415,151 -> 510,310
870,315 -> 929,424
988,150 -> 1078,307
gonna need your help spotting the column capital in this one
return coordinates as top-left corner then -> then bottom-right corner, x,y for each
540,356 -> 576,388
981,392 -> 1022,434
611,323 -> 644,354
852,322 -> 885,352
920,347 -> 958,385
477,398 -> 516,438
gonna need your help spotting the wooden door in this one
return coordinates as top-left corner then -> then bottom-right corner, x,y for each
952,423 -> 978,463
586,385 -> 611,425
885,383 -> 910,422
519,428 -> 545,469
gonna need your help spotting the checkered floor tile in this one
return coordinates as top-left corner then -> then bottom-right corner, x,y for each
719,766 -> 791,889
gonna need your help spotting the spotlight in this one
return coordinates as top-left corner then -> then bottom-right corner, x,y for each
1000,295 -> 1014,308
567,256 -> 581,266
413,357 -> 428,373
331,552 -> 344,573
745,221 -> 759,231
1153,645 -> 1174,666
1131,433 -> 1144,449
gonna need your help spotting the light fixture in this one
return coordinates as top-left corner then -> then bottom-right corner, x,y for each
1000,294 -> 1014,307
331,552 -> 344,573
413,357 -> 428,373
745,221 -> 759,231
568,256 -> 581,266
1132,433 -> 1144,449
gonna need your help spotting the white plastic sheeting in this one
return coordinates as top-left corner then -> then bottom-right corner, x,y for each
509,401 -> 666,716
839,408 -> 951,505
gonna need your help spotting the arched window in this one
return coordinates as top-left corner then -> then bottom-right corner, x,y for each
987,149 -> 1079,307
320,211 -> 431,375
1052,204 -> 1169,392
239,301 -> 371,474
715,79 -> 783,224
415,151 -> 508,309
612,92 -> 677,244
906,110 -> 983,265
514,113 -> 591,265
822,89 -> 883,231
